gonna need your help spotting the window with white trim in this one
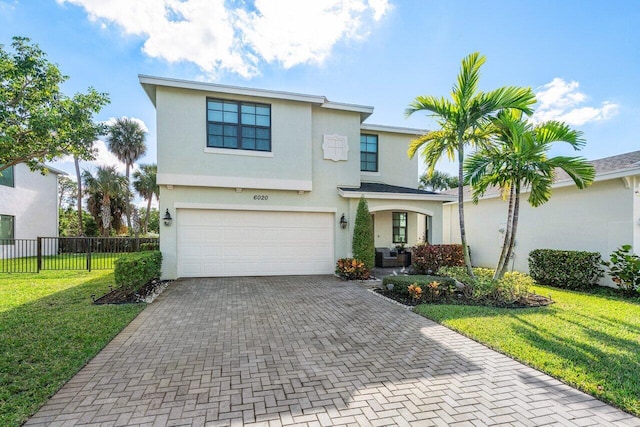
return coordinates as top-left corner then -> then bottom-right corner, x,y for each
206,99 -> 271,152
0,215 -> 14,244
360,134 -> 378,172
392,212 -> 407,244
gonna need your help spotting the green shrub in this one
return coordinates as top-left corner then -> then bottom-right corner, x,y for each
412,243 -> 464,274
114,251 -> 162,292
335,258 -> 370,280
436,266 -> 533,305
382,275 -> 455,298
352,196 -> 375,269
528,249 -> 603,290
602,245 -> 640,293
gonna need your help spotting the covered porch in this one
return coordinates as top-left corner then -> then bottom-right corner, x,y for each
338,183 -> 456,264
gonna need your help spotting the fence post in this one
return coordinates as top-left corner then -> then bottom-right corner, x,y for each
86,237 -> 92,272
37,237 -> 42,272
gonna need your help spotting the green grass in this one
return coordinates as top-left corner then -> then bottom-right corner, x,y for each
414,284 -> 640,416
1,253 -> 121,273
0,269 -> 146,426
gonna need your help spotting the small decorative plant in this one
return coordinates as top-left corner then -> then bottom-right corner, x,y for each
602,245 -> 640,293
335,258 -> 371,281
408,283 -> 423,300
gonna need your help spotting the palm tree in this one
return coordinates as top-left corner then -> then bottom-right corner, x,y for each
82,166 -> 129,236
107,117 -> 147,235
406,52 -> 536,276
464,110 -> 595,279
419,170 -> 458,192
132,163 -> 159,235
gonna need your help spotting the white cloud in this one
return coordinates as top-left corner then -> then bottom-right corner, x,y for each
104,116 -> 149,133
532,78 -> 619,126
57,0 -> 391,78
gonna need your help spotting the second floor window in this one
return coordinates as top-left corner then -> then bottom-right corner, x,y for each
0,165 -> 14,187
360,134 -> 378,172
207,99 -> 271,152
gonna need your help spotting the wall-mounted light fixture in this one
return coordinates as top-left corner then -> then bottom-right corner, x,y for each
163,209 -> 173,226
340,213 -> 348,229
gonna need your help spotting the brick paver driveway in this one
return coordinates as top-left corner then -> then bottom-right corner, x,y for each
27,276 -> 639,426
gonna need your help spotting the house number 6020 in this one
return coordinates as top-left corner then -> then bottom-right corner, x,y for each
253,195 -> 268,200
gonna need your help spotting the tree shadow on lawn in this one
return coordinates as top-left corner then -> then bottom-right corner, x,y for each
508,316 -> 640,416
0,273 -> 145,427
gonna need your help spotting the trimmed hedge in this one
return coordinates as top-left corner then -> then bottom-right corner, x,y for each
528,249 -> 603,290
382,275 -> 455,295
114,251 -> 162,292
412,243 -> 464,274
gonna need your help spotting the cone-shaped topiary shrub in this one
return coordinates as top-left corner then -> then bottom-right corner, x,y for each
352,196 -> 375,269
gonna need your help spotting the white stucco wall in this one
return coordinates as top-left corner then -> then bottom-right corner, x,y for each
0,163 -> 59,240
443,178 -> 636,279
360,129 -> 420,188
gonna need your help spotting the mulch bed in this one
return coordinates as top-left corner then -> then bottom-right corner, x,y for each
93,279 -> 169,305
374,288 -> 553,308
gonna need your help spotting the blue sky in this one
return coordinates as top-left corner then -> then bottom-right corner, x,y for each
1,0 -> 638,181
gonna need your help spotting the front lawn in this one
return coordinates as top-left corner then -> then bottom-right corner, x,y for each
414,284 -> 640,416
0,270 -> 146,426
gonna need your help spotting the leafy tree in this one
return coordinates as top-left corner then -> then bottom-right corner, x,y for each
59,207 -> 98,237
465,110 -> 595,279
418,170 -> 459,192
132,163 -> 159,235
107,118 -> 147,235
406,52 -> 536,276
82,166 -> 128,236
0,36 -> 109,174
139,207 -> 160,235
352,196 -> 375,269
58,176 -> 78,210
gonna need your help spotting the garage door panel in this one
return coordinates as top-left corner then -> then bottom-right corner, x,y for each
177,209 -> 334,277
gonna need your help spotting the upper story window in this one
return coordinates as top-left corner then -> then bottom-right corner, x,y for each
0,215 -> 14,244
360,134 -> 378,172
392,212 -> 407,244
0,165 -> 14,187
206,99 -> 271,152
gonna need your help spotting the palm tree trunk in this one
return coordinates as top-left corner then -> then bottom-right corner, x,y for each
144,196 -> 152,235
494,185 -> 515,279
457,143 -> 474,277
125,164 -> 132,235
499,184 -> 521,278
74,156 -> 84,236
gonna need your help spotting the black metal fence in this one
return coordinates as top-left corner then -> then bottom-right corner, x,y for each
0,237 -> 159,273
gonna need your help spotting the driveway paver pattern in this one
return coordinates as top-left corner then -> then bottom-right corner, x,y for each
27,276 -> 639,426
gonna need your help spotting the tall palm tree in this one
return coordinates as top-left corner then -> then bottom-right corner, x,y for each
107,117 -> 147,235
465,110 -> 595,279
406,52 -> 536,276
132,163 -> 159,235
82,166 -> 129,236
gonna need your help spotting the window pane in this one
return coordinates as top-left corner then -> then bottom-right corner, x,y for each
256,139 -> 270,151
223,125 -> 237,137
256,128 -> 269,139
255,115 -> 270,126
242,126 -> 256,138
208,100 -> 223,111
223,111 -> 237,123
256,106 -> 270,116
242,138 -> 256,150
223,102 -> 237,112
0,165 -> 14,187
223,137 -> 238,148
241,104 -> 255,114
241,113 -> 256,125
0,215 -> 14,241
208,135 -> 223,147
208,110 -> 223,122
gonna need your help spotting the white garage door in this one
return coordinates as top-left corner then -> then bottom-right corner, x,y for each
177,209 -> 335,277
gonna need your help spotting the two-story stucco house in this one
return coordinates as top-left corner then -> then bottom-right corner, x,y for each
139,76 -> 454,279
0,163 -> 65,256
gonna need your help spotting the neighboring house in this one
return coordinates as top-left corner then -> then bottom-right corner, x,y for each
139,76 -> 454,279
443,150 -> 640,282
0,163 -> 65,257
